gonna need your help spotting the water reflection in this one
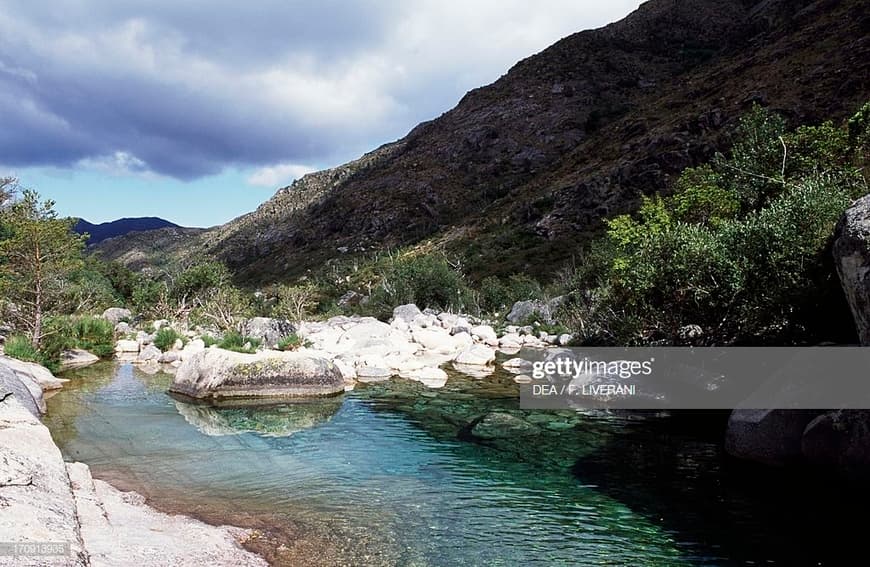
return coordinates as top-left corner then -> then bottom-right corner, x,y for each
174,398 -> 343,437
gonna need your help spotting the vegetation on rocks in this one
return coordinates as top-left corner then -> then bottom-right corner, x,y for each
561,103 -> 870,346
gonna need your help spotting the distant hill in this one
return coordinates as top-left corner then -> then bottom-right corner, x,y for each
74,217 -> 181,245
95,0 -> 870,284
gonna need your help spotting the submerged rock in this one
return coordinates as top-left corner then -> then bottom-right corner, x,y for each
470,412 -> 541,440
170,348 -> 344,400
453,344 -> 496,366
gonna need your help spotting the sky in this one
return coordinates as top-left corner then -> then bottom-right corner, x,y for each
0,1 -> 643,227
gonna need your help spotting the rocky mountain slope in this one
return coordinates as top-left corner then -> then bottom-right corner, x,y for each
96,0 -> 870,284
75,217 -> 180,245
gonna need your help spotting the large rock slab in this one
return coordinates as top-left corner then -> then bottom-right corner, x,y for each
833,194 -> 870,345
470,412 -> 541,440
0,394 -> 88,565
67,461 -> 267,566
0,362 -> 43,417
170,348 -> 344,401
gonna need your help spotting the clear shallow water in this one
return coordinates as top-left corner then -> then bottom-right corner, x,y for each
43,363 -> 865,566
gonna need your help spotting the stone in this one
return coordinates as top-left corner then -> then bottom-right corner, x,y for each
499,333 -> 523,349
158,350 -> 181,364
557,333 -> 573,346
242,317 -> 296,349
506,300 -> 550,324
801,410 -> 870,468
170,348 -> 345,400
0,394 -> 88,565
833,194 -> 870,345
0,361 -> 43,417
0,355 -> 67,391
338,290 -> 364,307
152,319 -> 170,331
101,307 -> 132,326
59,349 -> 100,372
724,409 -> 820,466
174,399 -> 342,438
411,326 -> 456,353
114,321 -> 131,335
401,366 -> 449,388
453,344 -> 496,366
355,366 -> 393,382
137,344 -> 162,362
180,338 -> 206,361
67,462 -> 267,566
392,304 -> 423,324
470,412 -> 541,439
470,325 -> 498,343
452,363 -> 495,379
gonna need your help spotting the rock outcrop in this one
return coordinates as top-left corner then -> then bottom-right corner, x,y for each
833,194 -> 870,345
169,348 -> 345,401
0,357 -> 267,567
241,317 -> 296,349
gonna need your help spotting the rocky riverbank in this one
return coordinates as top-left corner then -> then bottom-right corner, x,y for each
0,358 -> 268,567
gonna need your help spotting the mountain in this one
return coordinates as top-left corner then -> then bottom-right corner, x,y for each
74,217 -> 181,246
95,0 -> 870,284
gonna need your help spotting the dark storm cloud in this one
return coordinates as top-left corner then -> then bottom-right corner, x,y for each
0,1 -> 642,182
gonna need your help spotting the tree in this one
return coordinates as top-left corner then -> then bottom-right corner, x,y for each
0,188 -> 86,347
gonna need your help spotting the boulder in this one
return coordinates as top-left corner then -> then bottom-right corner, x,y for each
59,349 -> 100,372
470,325 -> 498,343
833,194 -> 870,345
355,366 -> 393,382
392,304 -> 423,324
0,355 -> 67,391
801,410 -> 870,468
242,317 -> 296,349
506,299 -> 549,324
724,409 -> 820,466
152,319 -> 170,331
137,344 -> 162,362
411,326 -> 456,353
159,350 -> 181,364
101,307 -> 132,326
0,361 -> 43,417
180,338 -> 206,361
453,345 -> 496,366
114,321 -> 131,335
401,366 -> 449,388
170,348 -> 345,400
337,290 -> 364,307
470,412 -> 541,440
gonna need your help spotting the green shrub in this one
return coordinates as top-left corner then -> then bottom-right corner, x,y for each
478,274 -> 544,314
217,331 -> 261,353
276,333 -> 310,351
154,327 -> 183,351
71,316 -> 115,358
4,335 -> 43,364
201,334 -> 219,348
366,253 -> 473,315
567,102 -> 869,346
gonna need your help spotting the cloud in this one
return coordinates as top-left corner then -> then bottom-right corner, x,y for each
0,1 -> 642,181
247,163 -> 317,188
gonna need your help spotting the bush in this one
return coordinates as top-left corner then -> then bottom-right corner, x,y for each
478,274 -> 544,314
567,103 -> 869,346
71,316 -> 115,358
276,333 -> 310,351
4,334 -> 43,364
201,334 -> 219,347
217,331 -> 261,354
154,327 -> 183,351
366,253 -> 473,316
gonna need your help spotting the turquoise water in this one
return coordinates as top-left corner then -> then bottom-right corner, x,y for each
42,363 -> 860,566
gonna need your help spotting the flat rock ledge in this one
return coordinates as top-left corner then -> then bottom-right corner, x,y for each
0,391 -> 266,567
169,348 -> 345,401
